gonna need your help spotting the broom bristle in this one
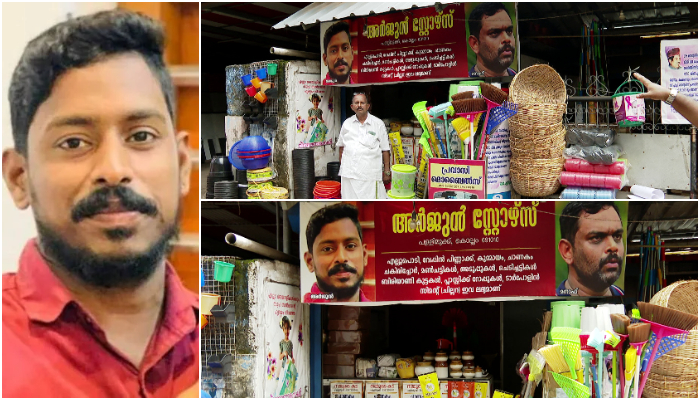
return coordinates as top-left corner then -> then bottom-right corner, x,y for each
479,82 -> 508,104
451,98 -> 487,114
611,313 -> 630,335
539,344 -> 569,374
451,91 -> 474,101
638,302 -> 698,331
628,323 -> 651,343
542,311 -> 553,333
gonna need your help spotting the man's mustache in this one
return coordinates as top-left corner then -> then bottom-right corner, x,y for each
328,263 -> 357,276
71,186 -> 158,223
499,45 -> 514,55
599,253 -> 622,269
333,59 -> 349,69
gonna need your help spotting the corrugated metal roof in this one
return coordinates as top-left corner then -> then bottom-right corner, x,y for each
272,2 -> 455,30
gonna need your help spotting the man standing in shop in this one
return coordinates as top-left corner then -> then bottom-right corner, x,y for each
303,203 -> 370,302
2,10 -> 198,397
322,21 -> 354,85
337,92 -> 391,199
557,202 -> 625,296
468,2 -> 516,77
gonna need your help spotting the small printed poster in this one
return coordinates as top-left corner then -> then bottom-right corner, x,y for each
660,38 -> 698,124
428,159 -> 486,199
418,373 -> 441,398
330,381 -> 364,398
294,73 -> 336,148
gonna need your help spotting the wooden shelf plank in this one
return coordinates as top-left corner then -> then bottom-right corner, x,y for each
170,65 -> 199,86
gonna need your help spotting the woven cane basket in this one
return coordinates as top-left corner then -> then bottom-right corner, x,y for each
509,103 -> 567,126
509,64 -> 567,105
643,280 -> 698,398
261,187 -> 289,199
510,157 -> 564,197
510,127 -> 566,159
510,120 -> 565,139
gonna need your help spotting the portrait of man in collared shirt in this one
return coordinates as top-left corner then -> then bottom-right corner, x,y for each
2,8 -> 198,398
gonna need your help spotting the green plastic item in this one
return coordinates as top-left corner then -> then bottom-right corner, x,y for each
551,327 -> 583,382
550,371 -> 591,398
391,164 -> 417,197
267,62 -> 278,76
550,301 -> 586,335
214,261 -> 236,283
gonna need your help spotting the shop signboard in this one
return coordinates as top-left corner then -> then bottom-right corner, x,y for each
484,121 -> 512,199
319,2 -> 518,85
428,159 -> 487,199
301,201 -> 628,303
659,38 -> 698,124
263,282 -> 308,398
293,73 -> 336,148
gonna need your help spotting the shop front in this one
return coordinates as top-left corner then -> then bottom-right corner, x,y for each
203,2 -> 697,201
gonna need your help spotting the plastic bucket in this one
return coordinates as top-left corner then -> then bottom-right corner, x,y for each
254,90 -> 267,103
241,155 -> 270,170
214,261 -> 235,282
549,301 -> 585,338
391,164 -> 417,197
612,79 -> 644,127
267,63 -> 278,76
201,314 -> 208,329
241,74 -> 253,86
201,293 -> 221,315
244,85 -> 257,97
387,189 -> 415,199
251,77 -> 262,89
255,67 -> 268,80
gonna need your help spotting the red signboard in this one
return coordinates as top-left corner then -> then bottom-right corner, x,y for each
374,201 -> 556,301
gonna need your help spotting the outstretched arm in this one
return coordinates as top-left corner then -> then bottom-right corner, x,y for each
634,72 -> 698,127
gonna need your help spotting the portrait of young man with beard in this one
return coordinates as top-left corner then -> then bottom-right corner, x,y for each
467,2 -> 517,78
303,203 -> 370,303
557,202 -> 625,297
2,10 -> 198,397
322,21 -> 355,85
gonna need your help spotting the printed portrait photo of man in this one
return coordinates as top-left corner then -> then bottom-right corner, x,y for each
468,2 -> 517,78
303,203 -> 370,302
322,21 -> 355,85
2,7 -> 199,397
557,202 -> 625,297
666,47 -> 682,70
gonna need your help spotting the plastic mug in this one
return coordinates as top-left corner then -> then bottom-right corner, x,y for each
251,77 -> 262,89
244,85 -> 257,97
214,260 -> 235,282
254,91 -> 268,103
267,63 -> 278,76
255,67 -> 268,80
241,74 -> 253,86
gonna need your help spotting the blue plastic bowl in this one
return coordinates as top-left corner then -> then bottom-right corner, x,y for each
240,154 -> 270,170
239,135 -> 271,153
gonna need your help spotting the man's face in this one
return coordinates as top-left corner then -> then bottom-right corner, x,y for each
4,53 -> 190,285
567,207 -> 625,292
304,218 -> 368,299
350,94 -> 369,120
470,9 -> 514,74
669,54 -> 681,69
323,31 -> 353,83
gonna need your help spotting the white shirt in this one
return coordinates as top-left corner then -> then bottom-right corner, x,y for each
337,112 -> 391,181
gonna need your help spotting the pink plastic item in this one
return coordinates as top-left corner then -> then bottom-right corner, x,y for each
560,171 -> 624,190
564,158 -> 626,175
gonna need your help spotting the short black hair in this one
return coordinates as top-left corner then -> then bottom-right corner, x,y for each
311,93 -> 321,102
560,202 -> 622,245
323,21 -> 351,54
468,2 -> 510,40
306,203 -> 363,253
281,316 -> 292,329
9,9 -> 176,155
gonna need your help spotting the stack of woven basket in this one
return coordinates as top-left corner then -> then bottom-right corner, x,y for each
644,280 -> 698,398
508,64 -> 567,197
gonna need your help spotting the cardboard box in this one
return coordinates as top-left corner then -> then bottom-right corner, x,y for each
401,381 -> 424,398
323,353 -> 357,366
328,306 -> 370,320
328,318 -> 370,331
327,330 -> 368,343
324,365 -> 355,378
330,380 -> 364,398
327,342 -> 365,354
366,380 -> 400,398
